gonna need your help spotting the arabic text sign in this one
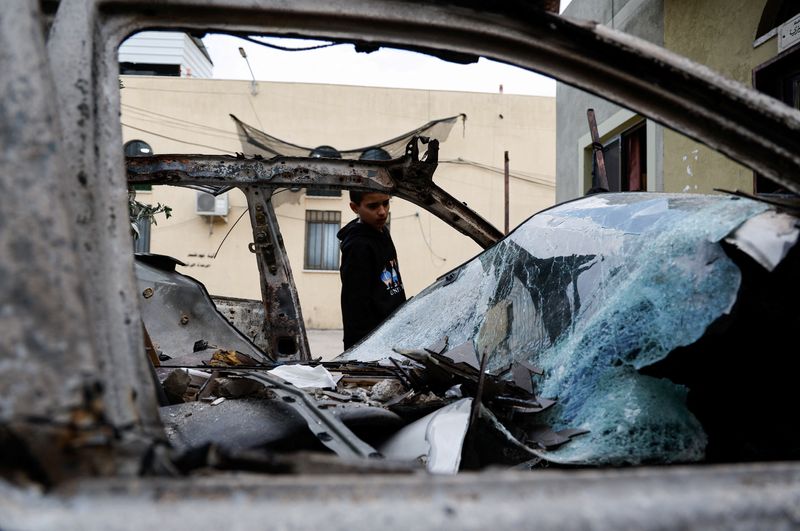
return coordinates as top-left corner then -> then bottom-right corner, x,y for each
779,14 -> 800,52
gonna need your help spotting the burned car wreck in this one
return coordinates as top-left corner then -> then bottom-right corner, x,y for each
131,146 -> 800,473
3,0 -> 800,527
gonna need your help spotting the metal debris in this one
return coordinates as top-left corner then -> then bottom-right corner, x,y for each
149,331 -> 583,474
135,255 -> 273,362
525,426 -> 590,450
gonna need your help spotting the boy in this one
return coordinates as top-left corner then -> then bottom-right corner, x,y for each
338,191 -> 406,350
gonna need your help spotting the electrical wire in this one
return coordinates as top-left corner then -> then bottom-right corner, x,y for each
210,188 -> 292,258
232,34 -> 343,52
122,109 -> 242,142
209,207 -> 249,258
122,104 -> 242,137
122,123 -> 230,153
440,158 -> 555,188
122,114 -> 242,144
414,213 -> 447,263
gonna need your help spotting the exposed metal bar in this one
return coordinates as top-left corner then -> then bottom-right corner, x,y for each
244,189 -> 311,361
587,109 -> 610,191
127,142 -> 504,248
469,349 -> 490,429
236,370 -> 379,459
504,151 -> 510,235
126,154 -> 396,190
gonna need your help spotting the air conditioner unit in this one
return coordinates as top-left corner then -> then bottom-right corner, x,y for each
196,191 -> 229,216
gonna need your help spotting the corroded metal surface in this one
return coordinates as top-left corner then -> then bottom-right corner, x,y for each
126,154 -> 397,190
243,189 -> 312,361
3,462 -> 800,529
212,296 -> 271,351
0,0 -> 158,485
134,257 -> 273,362
127,140 -> 505,249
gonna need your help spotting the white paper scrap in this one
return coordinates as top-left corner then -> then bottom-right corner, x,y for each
267,364 -> 338,389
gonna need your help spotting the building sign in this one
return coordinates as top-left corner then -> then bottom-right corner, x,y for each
778,14 -> 800,52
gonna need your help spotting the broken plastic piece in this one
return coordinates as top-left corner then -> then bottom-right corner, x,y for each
445,384 -> 463,399
493,396 -> 556,414
379,398 -> 473,474
237,371 -> 379,459
724,210 -> 800,271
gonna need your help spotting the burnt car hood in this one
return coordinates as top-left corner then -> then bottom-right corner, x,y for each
338,192 -> 800,465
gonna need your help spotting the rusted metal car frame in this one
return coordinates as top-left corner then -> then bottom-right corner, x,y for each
127,140 -> 504,361
2,0 -> 800,525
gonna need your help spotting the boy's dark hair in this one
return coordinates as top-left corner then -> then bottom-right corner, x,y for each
349,191 -> 365,204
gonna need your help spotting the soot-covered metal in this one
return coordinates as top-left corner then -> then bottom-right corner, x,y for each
4,0 -> 800,526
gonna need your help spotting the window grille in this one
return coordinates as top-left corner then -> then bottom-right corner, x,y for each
304,210 -> 341,270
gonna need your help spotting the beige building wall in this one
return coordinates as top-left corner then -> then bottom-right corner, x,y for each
121,76 -> 555,328
662,0 -> 778,194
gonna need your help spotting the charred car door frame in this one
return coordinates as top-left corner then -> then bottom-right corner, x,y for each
3,0 -> 799,493
126,140 -> 504,362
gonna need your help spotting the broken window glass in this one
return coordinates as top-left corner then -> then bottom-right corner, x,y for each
339,193 -> 792,465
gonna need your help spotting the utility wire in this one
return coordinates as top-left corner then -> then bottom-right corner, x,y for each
210,207 -> 249,258
122,114 -> 242,143
210,189 -> 292,258
440,158 -> 555,188
122,104 -> 242,136
232,34 -> 343,52
122,109 -> 242,142
122,123 -> 230,153
415,213 -> 447,263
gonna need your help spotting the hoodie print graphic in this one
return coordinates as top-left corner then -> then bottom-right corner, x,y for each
380,260 -> 403,295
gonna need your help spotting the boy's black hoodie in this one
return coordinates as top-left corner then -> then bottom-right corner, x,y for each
338,218 -> 406,349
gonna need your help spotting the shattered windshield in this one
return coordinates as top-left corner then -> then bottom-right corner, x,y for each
339,193 -> 797,465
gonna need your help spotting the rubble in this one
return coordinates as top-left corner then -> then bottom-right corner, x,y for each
147,331 -> 583,475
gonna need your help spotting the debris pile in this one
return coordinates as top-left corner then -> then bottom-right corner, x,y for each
153,337 -> 587,475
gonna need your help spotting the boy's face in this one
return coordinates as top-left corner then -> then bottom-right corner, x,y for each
351,192 -> 391,231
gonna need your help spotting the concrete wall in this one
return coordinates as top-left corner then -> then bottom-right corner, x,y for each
661,0 -> 777,193
121,76 -> 555,328
557,0 -> 784,198
556,0 -> 664,202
